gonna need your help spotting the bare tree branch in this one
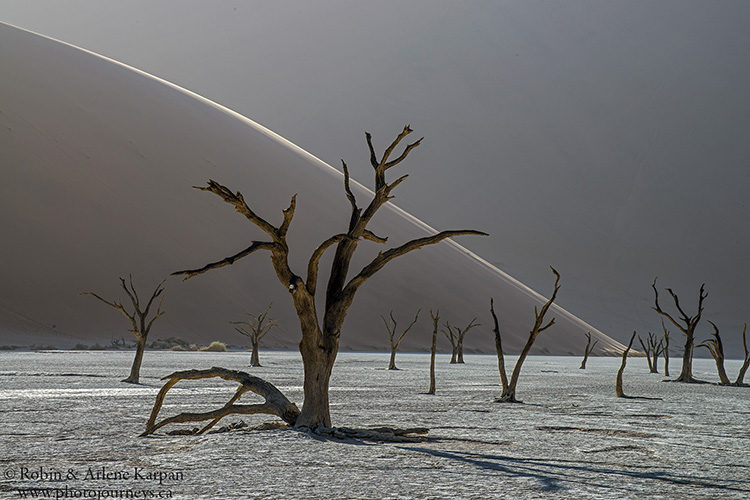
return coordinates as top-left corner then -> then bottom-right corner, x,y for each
172,241 -> 275,281
195,179 -> 279,239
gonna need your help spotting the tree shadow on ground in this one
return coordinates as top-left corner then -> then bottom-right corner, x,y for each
398,446 -> 750,494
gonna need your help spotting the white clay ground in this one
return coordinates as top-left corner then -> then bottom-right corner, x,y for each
1,351 -> 748,499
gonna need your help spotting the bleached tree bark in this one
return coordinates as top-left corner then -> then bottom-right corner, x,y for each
427,309 -> 439,395
82,276 -> 165,384
489,298 -> 508,394
651,278 -> 707,383
579,331 -> 598,370
699,321 -> 730,385
496,267 -> 561,403
661,320 -> 670,377
382,309 -> 420,370
616,331 -> 637,398
170,125 -> 486,429
231,304 -> 277,367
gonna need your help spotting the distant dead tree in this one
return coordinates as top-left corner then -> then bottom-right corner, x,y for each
651,278 -> 707,383
616,331 -> 637,398
495,267 -> 560,403
442,318 -> 479,364
579,331 -> 598,370
661,320 -> 670,377
489,298 -> 508,395
382,309 -> 420,370
231,304 -> 277,367
736,324 -> 749,386
427,309 -> 439,395
82,275 -> 165,384
161,125 -> 486,431
638,332 -> 664,374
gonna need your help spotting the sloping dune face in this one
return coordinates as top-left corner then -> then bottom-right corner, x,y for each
0,24 -> 624,355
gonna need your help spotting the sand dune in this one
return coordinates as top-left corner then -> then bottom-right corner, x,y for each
0,23 -> 625,355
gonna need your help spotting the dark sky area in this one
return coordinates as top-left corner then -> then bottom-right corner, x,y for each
2,0 -> 749,354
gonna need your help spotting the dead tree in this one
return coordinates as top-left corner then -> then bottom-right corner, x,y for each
168,125 -> 486,430
496,267 -> 561,403
231,304 -> 277,367
442,318 -> 480,363
698,321 -> 742,386
382,309 -> 420,370
82,275 -> 165,384
651,278 -> 707,383
616,331 -> 637,397
489,298 -> 508,395
638,332 -> 664,374
427,309 -> 439,395
579,331 -> 598,370
736,324 -> 749,386
661,320 -> 670,377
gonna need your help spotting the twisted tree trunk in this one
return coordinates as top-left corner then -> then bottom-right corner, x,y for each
736,324 -> 749,386
490,298 -> 508,395
579,331 -> 598,370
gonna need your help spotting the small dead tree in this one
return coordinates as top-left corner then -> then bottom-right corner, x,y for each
82,275 -> 165,384
638,332 -> 664,374
382,309 -> 420,370
616,331 -> 637,398
651,278 -> 707,383
427,309 -> 439,394
661,320 -> 670,377
166,125 -> 486,430
231,304 -> 277,367
496,267 -> 561,403
579,331 -> 598,370
736,324 -> 749,386
442,318 -> 479,364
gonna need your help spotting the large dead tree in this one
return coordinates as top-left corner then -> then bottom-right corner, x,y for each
495,267 -> 560,403
382,309 -> 420,370
489,298 -> 508,395
616,331 -> 637,398
736,324 -> 749,386
427,309 -> 439,395
167,125 -> 486,430
231,304 -> 277,367
651,278 -> 707,383
442,318 -> 479,364
661,320 -> 670,377
82,275 -> 165,384
638,332 -> 664,374
579,331 -> 598,370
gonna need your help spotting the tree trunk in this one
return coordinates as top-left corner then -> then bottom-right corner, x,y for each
296,328 -> 338,429
675,333 -> 695,382
664,350 -> 669,377
616,332 -> 636,398
456,341 -> 464,364
123,336 -> 146,384
449,348 -> 457,364
736,360 -> 749,386
428,329 -> 436,394
250,341 -> 261,367
388,347 -> 398,370
713,356 -> 730,385
579,351 -> 589,370
650,351 -> 659,374
500,335 -> 535,403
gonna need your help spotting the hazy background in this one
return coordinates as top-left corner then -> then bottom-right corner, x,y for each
2,0 -> 749,354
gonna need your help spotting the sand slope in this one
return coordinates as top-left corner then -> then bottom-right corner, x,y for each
0,23 -> 624,355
